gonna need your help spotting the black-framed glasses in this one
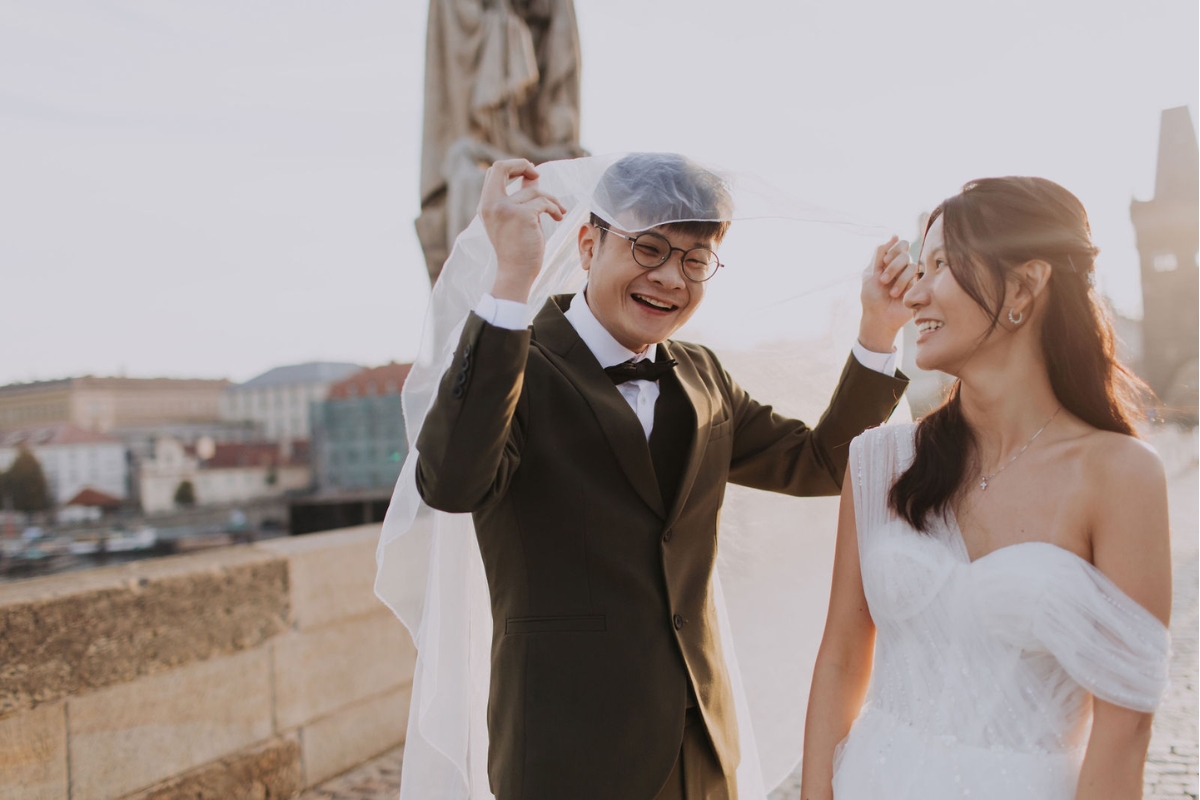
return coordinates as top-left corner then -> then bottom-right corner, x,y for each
598,225 -> 723,282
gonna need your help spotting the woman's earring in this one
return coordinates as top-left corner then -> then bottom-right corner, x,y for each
1008,307 -> 1024,325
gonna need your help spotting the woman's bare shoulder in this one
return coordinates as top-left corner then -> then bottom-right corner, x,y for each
1076,430 -> 1168,542
1080,430 -> 1166,496
1074,429 -> 1172,624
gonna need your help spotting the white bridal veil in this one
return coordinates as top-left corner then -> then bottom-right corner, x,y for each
375,153 -> 909,799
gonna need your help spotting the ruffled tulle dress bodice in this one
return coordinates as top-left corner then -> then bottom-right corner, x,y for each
832,424 -> 1170,799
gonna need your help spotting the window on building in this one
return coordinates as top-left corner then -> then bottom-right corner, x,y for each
1153,252 -> 1179,272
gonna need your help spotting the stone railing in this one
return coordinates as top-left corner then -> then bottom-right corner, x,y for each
0,523 -> 414,800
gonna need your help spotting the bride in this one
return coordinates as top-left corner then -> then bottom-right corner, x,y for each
800,176 -> 1172,799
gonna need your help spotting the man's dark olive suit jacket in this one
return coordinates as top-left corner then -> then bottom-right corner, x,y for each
415,295 -> 907,800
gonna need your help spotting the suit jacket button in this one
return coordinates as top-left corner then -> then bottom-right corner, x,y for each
455,371 -> 468,387
452,385 -> 464,400
662,530 -> 672,543
673,614 -> 683,630
463,344 -> 472,356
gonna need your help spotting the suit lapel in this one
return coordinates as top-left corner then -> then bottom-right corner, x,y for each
661,340 -> 712,529
533,296 -> 666,519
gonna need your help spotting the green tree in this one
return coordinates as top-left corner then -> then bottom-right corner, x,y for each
5,448 -> 49,513
173,479 -> 196,507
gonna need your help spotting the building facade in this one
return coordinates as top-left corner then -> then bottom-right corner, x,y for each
0,425 -> 129,506
311,363 -> 410,493
220,362 -> 361,443
0,377 -> 230,433
138,438 -> 311,514
1130,106 -> 1199,421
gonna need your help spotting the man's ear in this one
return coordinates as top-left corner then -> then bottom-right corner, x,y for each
1006,259 -> 1053,316
578,223 -> 599,272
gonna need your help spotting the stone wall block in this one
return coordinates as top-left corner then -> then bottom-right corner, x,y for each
0,547 -> 289,719
256,525 -> 382,630
0,702 -> 66,800
120,735 -> 302,800
68,649 -> 272,800
301,685 -> 411,786
273,611 -> 415,730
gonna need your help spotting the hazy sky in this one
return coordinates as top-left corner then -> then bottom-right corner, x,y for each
0,1 -> 1195,385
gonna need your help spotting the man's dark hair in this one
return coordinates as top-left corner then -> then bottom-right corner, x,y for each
590,153 -> 732,245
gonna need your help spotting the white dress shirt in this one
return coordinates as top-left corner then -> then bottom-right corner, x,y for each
473,292 -> 896,440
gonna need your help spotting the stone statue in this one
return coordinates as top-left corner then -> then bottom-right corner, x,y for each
416,0 -> 586,284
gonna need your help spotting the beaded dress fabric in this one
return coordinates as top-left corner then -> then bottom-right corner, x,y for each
833,423 -> 1170,798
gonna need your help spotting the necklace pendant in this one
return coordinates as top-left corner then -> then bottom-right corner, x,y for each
980,477 -> 988,491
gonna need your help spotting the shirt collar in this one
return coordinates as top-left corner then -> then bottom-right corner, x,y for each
563,288 -> 658,369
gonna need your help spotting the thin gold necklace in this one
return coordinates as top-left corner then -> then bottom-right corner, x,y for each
978,406 -> 1062,491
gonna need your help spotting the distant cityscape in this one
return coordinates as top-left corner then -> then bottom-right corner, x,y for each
0,359 -> 413,579
0,107 -> 1195,581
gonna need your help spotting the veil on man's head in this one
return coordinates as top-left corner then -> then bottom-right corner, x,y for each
375,153 -> 907,800
591,151 -> 734,233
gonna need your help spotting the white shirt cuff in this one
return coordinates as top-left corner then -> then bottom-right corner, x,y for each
851,340 -> 897,377
475,294 -> 534,330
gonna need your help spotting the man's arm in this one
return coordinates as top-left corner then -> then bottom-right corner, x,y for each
722,352 -> 908,496
415,313 -> 530,513
416,158 -> 565,512
724,235 -> 915,495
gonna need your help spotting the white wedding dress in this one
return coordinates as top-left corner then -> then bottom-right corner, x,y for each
832,423 -> 1171,799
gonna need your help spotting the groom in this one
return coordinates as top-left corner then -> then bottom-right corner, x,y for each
415,154 -> 912,800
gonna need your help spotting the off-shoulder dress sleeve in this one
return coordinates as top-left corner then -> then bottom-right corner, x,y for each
1032,555 -> 1170,713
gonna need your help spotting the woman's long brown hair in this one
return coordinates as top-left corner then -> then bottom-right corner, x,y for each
889,177 -> 1150,531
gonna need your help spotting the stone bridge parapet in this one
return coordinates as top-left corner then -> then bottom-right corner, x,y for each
0,523 -> 414,800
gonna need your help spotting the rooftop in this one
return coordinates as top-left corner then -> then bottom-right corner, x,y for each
327,363 -> 412,400
233,362 -> 362,391
65,487 -> 124,508
0,376 -> 230,395
1152,106 -> 1199,204
0,423 -> 122,448
192,441 -> 309,469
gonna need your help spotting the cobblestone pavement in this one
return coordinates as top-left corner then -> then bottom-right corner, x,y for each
297,747 -> 403,800
1144,461 -> 1199,800
302,462 -> 1198,800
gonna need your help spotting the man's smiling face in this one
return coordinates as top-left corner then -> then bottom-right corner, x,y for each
577,221 -> 715,353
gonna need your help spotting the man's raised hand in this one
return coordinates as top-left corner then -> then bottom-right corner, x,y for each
479,159 -> 568,304
858,235 -> 917,353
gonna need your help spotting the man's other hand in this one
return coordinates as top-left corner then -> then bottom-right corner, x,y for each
858,235 -> 916,353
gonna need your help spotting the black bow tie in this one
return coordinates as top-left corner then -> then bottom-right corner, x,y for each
604,357 -> 677,385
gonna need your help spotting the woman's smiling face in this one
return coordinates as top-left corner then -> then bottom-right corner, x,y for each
903,214 -> 999,375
